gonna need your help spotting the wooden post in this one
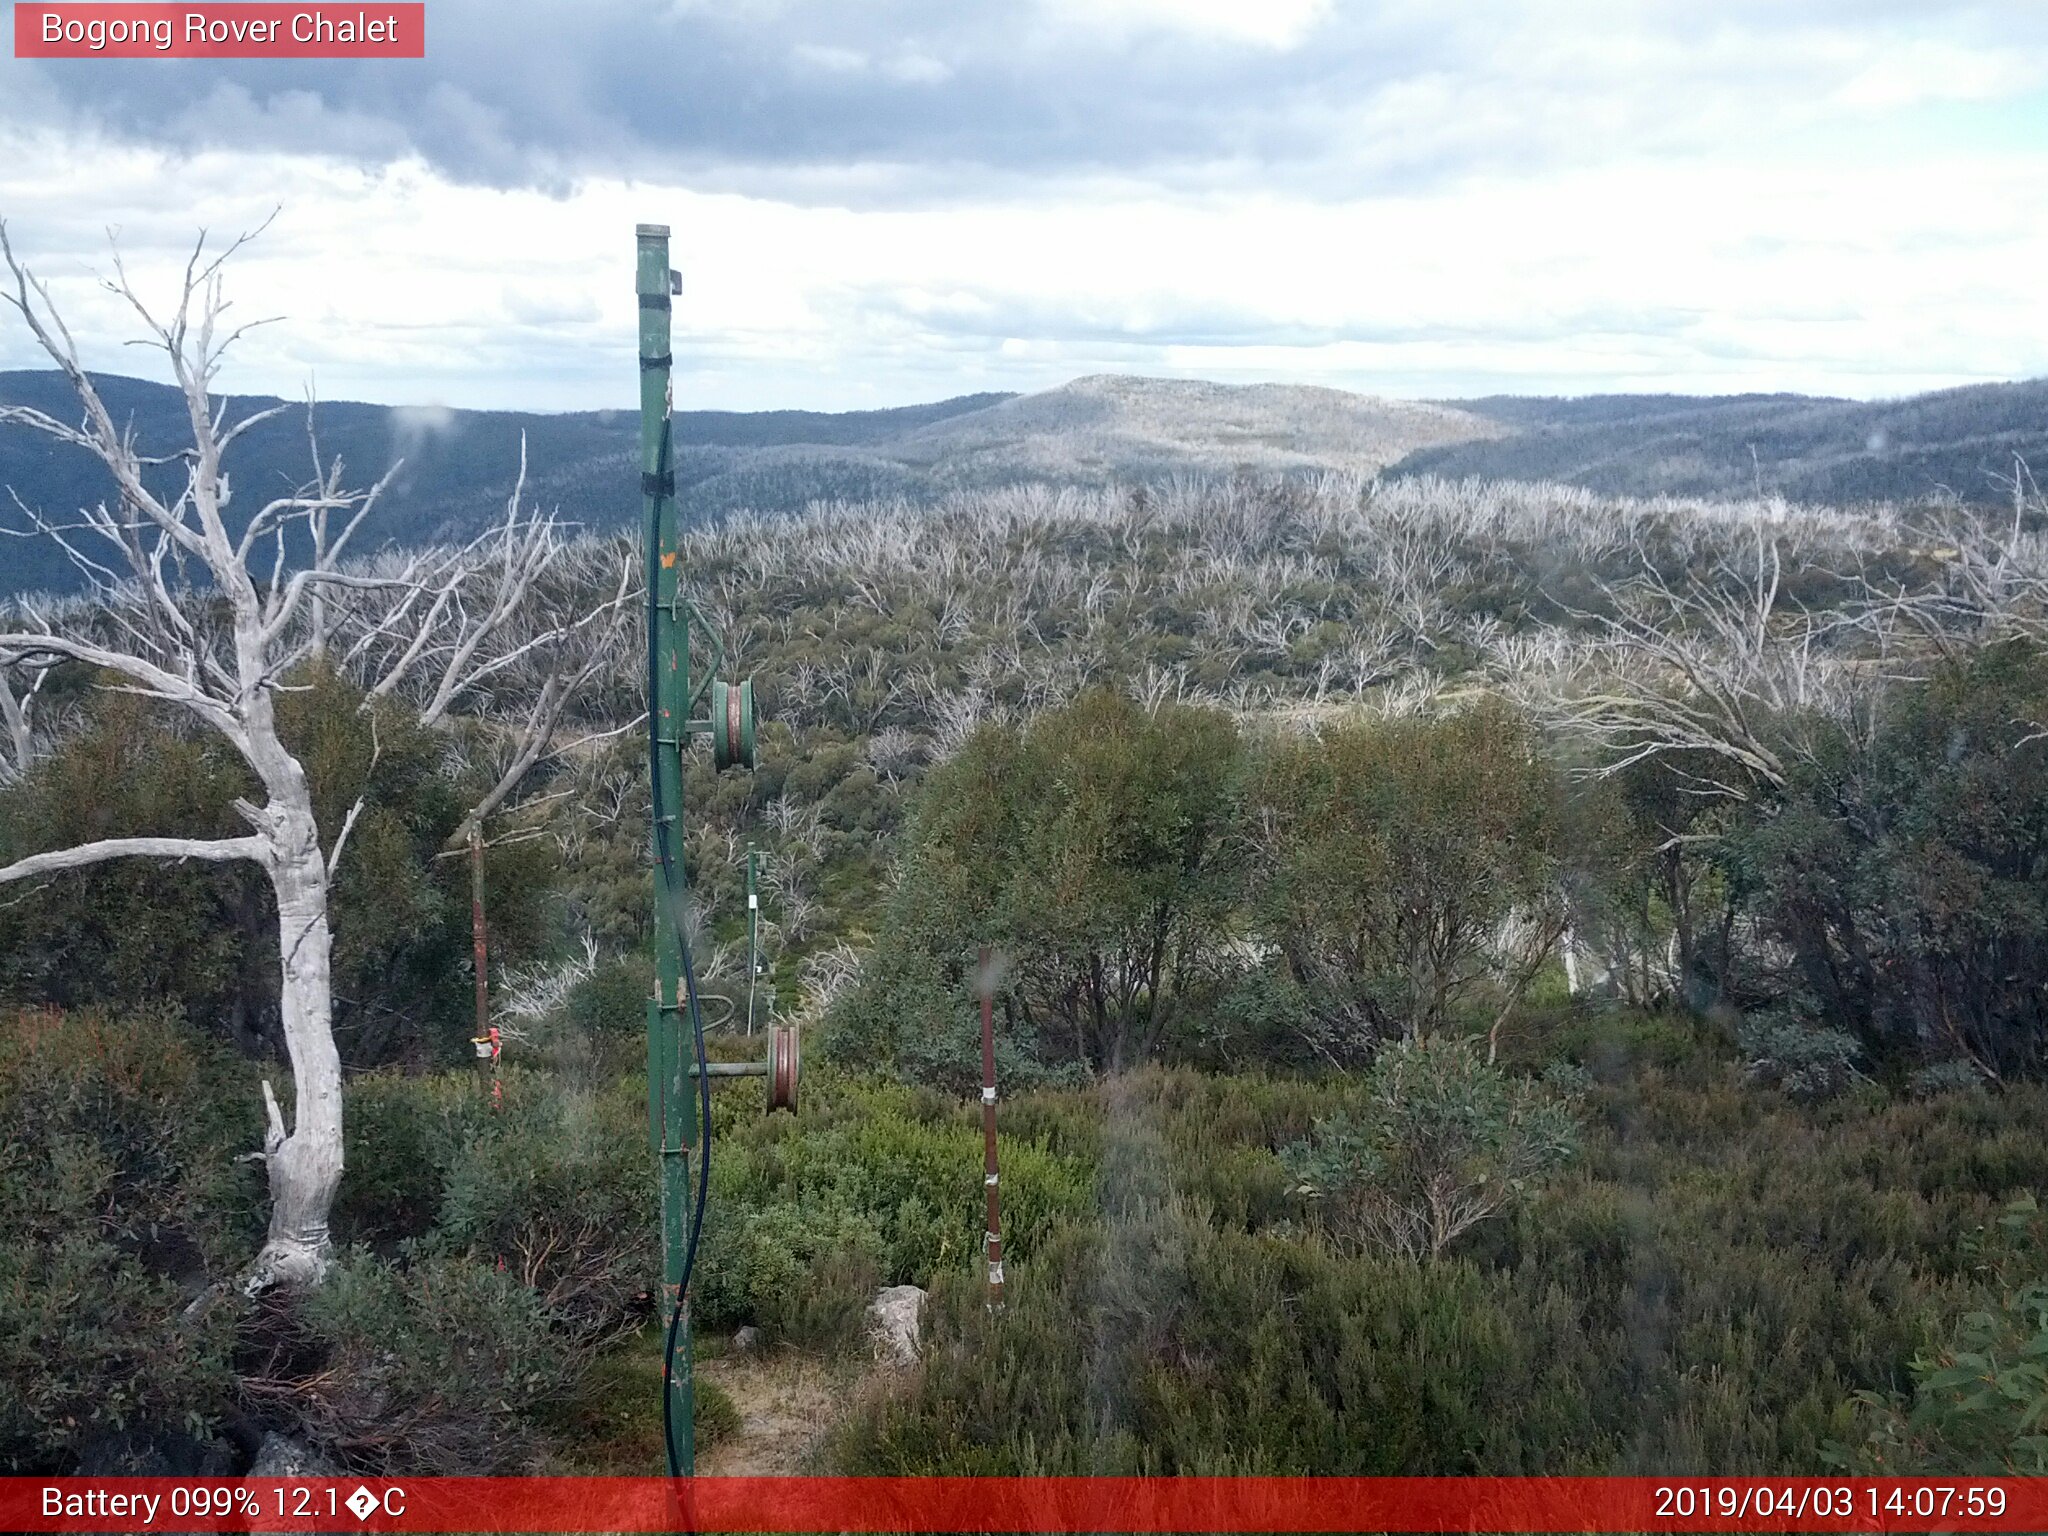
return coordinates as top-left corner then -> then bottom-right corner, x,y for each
469,825 -> 499,1109
980,945 -> 1004,1311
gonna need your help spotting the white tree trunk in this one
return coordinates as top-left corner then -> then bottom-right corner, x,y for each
0,672 -> 32,772
222,672 -> 345,1291
247,831 -> 344,1290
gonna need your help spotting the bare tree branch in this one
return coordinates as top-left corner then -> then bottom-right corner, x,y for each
0,833 -> 266,884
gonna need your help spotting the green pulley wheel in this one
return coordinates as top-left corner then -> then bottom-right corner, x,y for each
711,677 -> 756,771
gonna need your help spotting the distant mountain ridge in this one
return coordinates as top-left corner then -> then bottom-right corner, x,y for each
885,375 -> 1498,479
1,369 -> 2041,597
1389,382 -> 2048,505
0,372 -> 1497,597
0,372 -> 1018,597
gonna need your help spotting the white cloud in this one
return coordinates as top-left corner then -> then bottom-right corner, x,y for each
3,7 -> 2047,411
884,52 -> 952,84
1034,0 -> 1333,50
1831,38 -> 2041,109
6,127 -> 2044,412
790,42 -> 952,84
791,43 -> 867,73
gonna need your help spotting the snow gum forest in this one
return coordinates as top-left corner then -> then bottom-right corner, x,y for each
4,244 -> 2048,1479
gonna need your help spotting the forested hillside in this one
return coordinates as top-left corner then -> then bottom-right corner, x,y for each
1391,379 -> 2048,507
8,366 -> 2041,602
0,369 -> 1012,597
7,457 -> 2048,1478
0,371 -> 1491,598
8,0 -> 2045,1496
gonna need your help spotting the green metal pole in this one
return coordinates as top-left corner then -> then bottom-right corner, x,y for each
638,221 -> 696,1473
745,844 -> 759,1035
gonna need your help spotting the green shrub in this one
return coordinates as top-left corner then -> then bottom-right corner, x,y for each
0,671 -> 558,1068
566,955 -> 650,1037
822,938 -> 1078,1096
696,1197 -> 885,1349
677,1069 -> 1099,1354
333,1070 -> 488,1247
1836,1197 -> 2048,1474
1542,1007 -> 1734,1086
836,1200 -> 1601,1475
831,1014 -> 2048,1475
1731,641 -> 2048,1079
1247,700 -> 1568,1050
827,690 -> 1243,1080
0,701 -> 248,1035
694,1377 -> 743,1450
1282,1036 -> 1579,1259
396,1070 -> 655,1343
701,1070 -> 1094,1291
0,1007 -> 254,1472
0,1234 -> 240,1474
1738,1011 -> 1865,1103
1909,1061 -> 1990,1100
250,1251 -> 575,1474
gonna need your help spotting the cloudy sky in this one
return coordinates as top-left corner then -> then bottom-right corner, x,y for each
3,1 -> 2048,411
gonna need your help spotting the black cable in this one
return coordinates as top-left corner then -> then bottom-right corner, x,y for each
659,935 -> 711,1482
646,413 -> 713,1485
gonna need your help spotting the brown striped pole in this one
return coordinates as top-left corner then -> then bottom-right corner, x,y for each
979,945 -> 1003,1311
470,824 -> 500,1109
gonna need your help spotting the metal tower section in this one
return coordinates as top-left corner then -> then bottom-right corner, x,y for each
636,221 -> 698,1473
637,222 -> 789,1478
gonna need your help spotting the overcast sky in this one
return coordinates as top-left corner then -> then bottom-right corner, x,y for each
3,1 -> 2047,411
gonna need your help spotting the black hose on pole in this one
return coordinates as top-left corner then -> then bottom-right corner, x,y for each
647,408 -> 712,1486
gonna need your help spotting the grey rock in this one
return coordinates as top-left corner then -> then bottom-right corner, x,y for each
867,1284 -> 927,1367
248,1432 -> 337,1478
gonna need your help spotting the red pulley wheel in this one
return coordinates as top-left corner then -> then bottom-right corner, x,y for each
767,1024 -> 799,1113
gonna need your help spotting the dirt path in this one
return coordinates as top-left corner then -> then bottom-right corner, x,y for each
695,1351 -> 874,1475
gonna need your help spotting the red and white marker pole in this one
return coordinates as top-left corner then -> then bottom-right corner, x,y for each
979,945 -> 1003,1312
470,827 -> 501,1110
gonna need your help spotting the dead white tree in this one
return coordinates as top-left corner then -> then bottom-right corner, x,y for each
0,660 -> 47,777
0,220 -> 616,1290
1876,464 -> 2048,650
337,496 -> 634,850
1552,532 -> 1863,801
1521,530 -> 1878,1004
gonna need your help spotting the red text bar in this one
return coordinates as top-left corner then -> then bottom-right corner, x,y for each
3,1476 -> 2043,1533
14,4 -> 425,58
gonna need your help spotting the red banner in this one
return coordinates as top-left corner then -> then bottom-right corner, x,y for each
2,1476 -> 2043,1533
13,4 -> 425,58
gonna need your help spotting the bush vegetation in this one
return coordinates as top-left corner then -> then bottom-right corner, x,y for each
6,470 -> 2048,1476
1281,1036 -> 1581,1259
1839,1197 -> 2048,1475
0,667 -> 555,1067
834,1047 -> 2048,1474
0,1007 -> 253,1472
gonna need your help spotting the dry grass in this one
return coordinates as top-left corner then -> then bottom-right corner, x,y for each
694,1350 -> 877,1475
